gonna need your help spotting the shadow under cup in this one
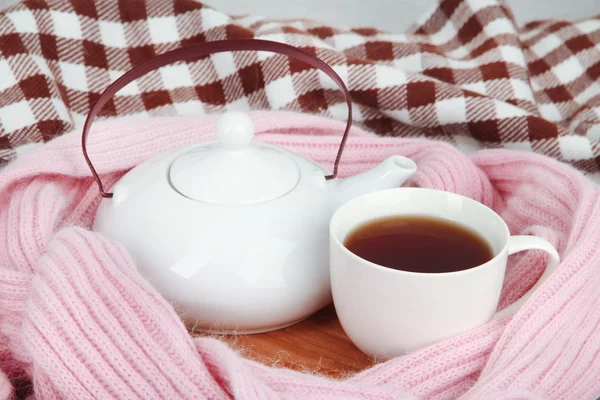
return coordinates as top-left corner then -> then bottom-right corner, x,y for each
329,187 -> 512,359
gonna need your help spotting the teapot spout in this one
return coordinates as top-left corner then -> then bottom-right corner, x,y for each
332,155 -> 417,207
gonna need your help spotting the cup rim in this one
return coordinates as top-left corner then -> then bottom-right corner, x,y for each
329,187 -> 510,277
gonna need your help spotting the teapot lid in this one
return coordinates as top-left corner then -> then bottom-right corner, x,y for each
168,111 -> 300,206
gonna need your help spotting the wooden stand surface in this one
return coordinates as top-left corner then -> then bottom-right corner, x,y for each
200,305 -> 376,378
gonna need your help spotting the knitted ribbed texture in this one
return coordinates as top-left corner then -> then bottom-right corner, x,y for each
0,111 -> 599,399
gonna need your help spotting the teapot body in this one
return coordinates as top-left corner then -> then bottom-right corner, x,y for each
94,142 -> 335,333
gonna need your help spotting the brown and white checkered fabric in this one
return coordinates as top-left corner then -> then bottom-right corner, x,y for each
1,0 -> 600,177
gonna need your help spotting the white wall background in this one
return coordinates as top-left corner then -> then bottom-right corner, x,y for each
0,0 -> 598,31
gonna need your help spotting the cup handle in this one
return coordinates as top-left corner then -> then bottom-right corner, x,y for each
492,235 -> 560,320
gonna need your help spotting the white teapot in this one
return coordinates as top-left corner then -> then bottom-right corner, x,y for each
83,39 -> 417,333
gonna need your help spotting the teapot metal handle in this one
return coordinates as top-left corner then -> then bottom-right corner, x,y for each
81,39 -> 353,198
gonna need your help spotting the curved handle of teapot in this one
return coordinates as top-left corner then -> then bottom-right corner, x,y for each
81,39 -> 354,198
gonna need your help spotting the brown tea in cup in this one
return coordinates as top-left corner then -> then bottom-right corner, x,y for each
344,215 -> 493,274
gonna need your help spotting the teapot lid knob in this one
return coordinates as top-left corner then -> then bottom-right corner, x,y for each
215,111 -> 254,150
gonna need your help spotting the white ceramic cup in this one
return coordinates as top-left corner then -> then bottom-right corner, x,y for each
329,187 -> 560,359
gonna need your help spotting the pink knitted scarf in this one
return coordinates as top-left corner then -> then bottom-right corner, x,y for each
1,111 -> 599,400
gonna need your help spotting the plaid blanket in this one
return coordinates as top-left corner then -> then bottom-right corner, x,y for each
1,0 -> 599,178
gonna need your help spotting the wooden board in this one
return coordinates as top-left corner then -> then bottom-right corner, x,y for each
197,305 -> 376,378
